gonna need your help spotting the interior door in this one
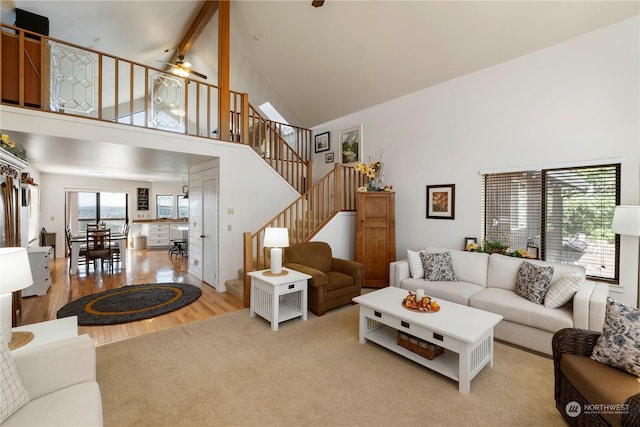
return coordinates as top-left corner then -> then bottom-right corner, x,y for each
188,181 -> 202,279
202,177 -> 218,287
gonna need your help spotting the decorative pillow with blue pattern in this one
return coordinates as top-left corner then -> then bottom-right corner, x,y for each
515,261 -> 554,305
591,298 -> 640,377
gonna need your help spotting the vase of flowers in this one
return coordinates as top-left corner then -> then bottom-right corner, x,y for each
355,157 -> 384,191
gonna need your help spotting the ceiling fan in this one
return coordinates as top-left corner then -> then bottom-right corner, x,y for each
158,54 -> 208,80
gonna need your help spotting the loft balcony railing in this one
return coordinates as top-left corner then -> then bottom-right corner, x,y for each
0,23 -> 311,193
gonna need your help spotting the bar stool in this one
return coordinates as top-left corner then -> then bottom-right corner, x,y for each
169,239 -> 188,258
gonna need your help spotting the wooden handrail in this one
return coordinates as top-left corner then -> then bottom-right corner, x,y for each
0,23 -> 346,310
0,23 -> 312,195
241,164 -> 368,306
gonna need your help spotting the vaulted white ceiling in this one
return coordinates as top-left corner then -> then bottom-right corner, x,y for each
1,0 -> 638,180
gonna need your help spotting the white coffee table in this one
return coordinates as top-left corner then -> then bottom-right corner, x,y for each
353,287 -> 503,394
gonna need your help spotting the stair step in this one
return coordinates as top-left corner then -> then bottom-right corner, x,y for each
225,278 -> 244,301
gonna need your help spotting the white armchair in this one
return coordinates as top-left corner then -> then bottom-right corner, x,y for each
2,334 -> 103,426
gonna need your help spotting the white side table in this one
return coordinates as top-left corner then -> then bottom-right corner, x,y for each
10,316 -> 78,355
248,268 -> 310,331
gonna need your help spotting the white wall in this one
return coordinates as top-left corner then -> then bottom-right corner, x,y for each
311,17 -> 640,306
311,212 -> 357,260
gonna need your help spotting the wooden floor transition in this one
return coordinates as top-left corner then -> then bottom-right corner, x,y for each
20,248 -> 244,346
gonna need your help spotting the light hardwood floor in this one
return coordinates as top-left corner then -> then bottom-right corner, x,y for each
20,248 -> 244,346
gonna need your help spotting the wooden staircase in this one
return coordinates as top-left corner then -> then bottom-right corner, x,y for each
241,163 -> 368,306
0,23 -> 368,308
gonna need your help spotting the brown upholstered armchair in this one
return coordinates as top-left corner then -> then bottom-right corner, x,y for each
283,242 -> 365,316
552,328 -> 640,426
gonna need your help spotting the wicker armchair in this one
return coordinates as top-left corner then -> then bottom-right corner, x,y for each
552,328 -> 640,426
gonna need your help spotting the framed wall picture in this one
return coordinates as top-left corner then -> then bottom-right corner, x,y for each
340,124 -> 363,165
137,187 -> 149,211
464,237 -> 477,251
314,131 -> 330,153
325,152 -> 334,163
426,184 -> 455,219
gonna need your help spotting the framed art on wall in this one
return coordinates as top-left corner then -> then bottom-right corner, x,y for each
325,152 -> 334,163
314,131 -> 330,153
137,187 -> 149,211
340,124 -> 363,165
426,184 -> 455,219
464,237 -> 477,250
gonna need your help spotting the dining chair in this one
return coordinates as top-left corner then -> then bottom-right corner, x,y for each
65,225 -> 86,271
86,228 -> 113,273
111,223 -> 130,264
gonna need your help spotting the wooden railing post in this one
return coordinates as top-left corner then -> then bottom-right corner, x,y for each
334,163 -> 342,210
242,231 -> 253,308
18,32 -> 24,107
241,93 -> 249,144
217,0 -> 231,141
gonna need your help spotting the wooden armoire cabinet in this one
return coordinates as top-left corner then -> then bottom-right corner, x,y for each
356,191 -> 396,288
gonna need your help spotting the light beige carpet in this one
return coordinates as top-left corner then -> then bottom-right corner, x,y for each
96,304 -> 565,427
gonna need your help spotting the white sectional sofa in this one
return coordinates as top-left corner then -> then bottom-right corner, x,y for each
2,334 -> 103,426
389,247 -> 609,355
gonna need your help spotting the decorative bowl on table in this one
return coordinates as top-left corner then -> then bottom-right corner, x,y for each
402,291 -> 440,313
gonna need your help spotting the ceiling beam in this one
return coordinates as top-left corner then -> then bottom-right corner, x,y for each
165,0 -> 219,69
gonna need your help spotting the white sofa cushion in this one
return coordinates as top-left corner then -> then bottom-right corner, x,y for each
398,277 -> 484,306
487,253 -> 585,291
425,247 -> 489,287
2,382 -> 103,427
0,333 -> 30,423
469,287 -> 573,333
544,272 -> 584,309
406,249 -> 425,279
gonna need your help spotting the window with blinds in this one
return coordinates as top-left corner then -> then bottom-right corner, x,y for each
482,163 -> 620,282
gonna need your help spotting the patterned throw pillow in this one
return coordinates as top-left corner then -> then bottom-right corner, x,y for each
544,273 -> 583,309
1,333 -> 31,423
591,298 -> 640,377
420,251 -> 457,281
407,249 -> 425,279
515,261 -> 554,305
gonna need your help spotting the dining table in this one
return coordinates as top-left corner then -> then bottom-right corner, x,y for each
69,232 -> 127,274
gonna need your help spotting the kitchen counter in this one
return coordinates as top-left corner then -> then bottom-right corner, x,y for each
132,219 -> 188,223
131,220 -> 189,248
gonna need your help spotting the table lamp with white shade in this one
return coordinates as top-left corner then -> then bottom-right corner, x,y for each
0,247 -> 33,345
611,205 -> 640,306
263,227 -> 289,276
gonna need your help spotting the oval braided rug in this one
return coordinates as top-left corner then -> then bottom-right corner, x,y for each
56,283 -> 202,326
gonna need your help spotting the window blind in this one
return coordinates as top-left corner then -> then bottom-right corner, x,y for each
543,164 -> 620,280
482,163 -> 620,282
